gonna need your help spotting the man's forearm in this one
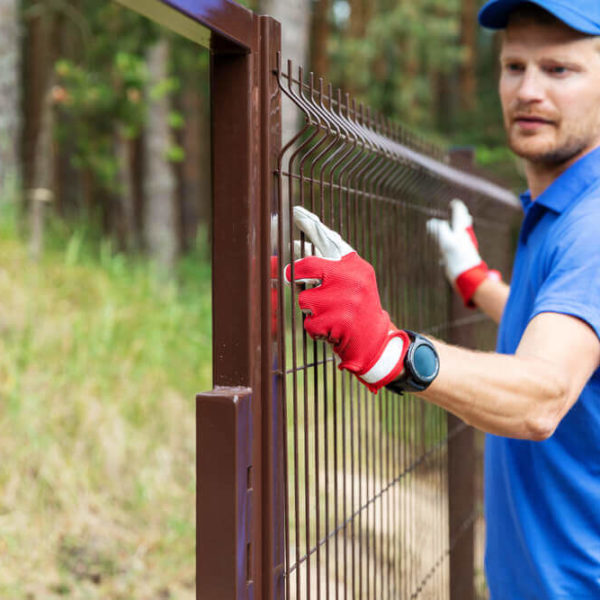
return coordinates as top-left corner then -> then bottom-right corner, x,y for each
420,339 -> 567,440
472,278 -> 510,324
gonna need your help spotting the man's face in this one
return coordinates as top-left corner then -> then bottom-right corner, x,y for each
499,21 -> 600,168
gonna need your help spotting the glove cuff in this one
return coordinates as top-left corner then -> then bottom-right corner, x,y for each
455,261 -> 489,308
353,329 -> 410,394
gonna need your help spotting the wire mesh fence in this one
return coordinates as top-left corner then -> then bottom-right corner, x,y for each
161,0 -> 525,594
271,57 -> 520,600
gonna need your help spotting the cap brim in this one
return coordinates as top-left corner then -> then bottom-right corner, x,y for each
478,0 -> 600,35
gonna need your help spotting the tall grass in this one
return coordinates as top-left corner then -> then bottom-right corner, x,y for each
0,202 -> 210,598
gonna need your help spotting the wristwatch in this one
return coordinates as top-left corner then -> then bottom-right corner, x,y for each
385,330 -> 440,395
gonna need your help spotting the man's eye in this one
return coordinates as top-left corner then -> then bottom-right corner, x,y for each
547,66 -> 568,75
506,63 -> 524,72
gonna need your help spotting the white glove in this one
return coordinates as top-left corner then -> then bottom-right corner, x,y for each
427,199 -> 500,306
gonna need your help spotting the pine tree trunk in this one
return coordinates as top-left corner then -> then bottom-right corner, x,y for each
52,7 -> 85,218
349,0 -> 371,37
130,134 -> 145,248
22,10 -> 53,195
177,85 -> 211,252
114,128 -> 136,251
260,0 -> 311,136
347,0 -> 374,96
459,0 -> 477,112
143,37 -> 178,272
0,0 -> 21,200
433,70 -> 453,134
310,0 -> 330,77
28,83 -> 55,259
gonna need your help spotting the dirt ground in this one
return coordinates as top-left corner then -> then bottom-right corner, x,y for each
286,467 -> 455,600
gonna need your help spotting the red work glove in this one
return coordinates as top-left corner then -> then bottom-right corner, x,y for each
284,206 -> 409,393
426,199 -> 502,307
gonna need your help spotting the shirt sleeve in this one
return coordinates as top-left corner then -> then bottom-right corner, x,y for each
530,213 -> 600,340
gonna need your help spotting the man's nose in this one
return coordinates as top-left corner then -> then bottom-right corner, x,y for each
516,67 -> 544,103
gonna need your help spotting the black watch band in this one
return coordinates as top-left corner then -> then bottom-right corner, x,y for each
385,330 -> 440,395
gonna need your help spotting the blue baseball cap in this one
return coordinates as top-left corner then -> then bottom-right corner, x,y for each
478,0 -> 600,34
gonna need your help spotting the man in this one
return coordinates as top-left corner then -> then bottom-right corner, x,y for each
284,1 -> 600,597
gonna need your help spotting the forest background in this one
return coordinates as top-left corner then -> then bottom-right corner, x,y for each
0,0 -> 518,597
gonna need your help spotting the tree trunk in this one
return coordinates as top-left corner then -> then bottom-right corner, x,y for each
114,128 -> 137,251
28,82 -> 55,259
349,0 -> 371,38
130,134 -> 145,249
52,5 -> 84,218
177,84 -> 211,252
433,69 -> 453,134
459,0 -> 477,112
260,0 -> 311,136
310,0 -> 330,77
143,37 -> 178,272
22,9 -> 54,196
0,0 -> 21,201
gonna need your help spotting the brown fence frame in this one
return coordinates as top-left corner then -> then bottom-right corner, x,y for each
116,1 -> 282,597
114,2 -> 519,599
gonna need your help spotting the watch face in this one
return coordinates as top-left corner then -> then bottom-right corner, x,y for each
412,343 -> 439,382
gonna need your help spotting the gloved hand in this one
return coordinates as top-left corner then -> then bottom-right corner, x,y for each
284,206 -> 409,393
426,199 -> 501,307
270,211 -> 321,340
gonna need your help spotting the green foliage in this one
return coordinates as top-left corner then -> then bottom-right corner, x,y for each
330,0 -> 463,130
476,145 -> 527,191
54,54 -> 142,188
45,2 -> 209,198
325,0 -> 520,185
165,143 -> 185,163
168,110 -> 185,130
149,75 -> 180,101
48,3 -> 157,193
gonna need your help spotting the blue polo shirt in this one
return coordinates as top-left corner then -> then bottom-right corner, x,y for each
485,147 -> 600,599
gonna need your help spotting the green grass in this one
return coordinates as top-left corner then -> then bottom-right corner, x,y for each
0,202 -> 211,598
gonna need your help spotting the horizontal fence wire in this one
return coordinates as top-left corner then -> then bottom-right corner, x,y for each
272,55 -> 520,600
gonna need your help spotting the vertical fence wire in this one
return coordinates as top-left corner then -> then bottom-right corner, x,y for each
272,56 -> 519,600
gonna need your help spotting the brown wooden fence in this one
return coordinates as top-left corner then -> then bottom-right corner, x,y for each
116,2 -> 520,599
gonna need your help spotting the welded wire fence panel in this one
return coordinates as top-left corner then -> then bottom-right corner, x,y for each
271,58 -> 519,600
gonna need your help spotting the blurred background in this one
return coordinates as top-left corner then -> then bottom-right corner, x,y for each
0,0 -> 521,597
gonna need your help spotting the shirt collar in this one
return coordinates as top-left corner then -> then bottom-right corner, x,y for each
519,145 -> 600,215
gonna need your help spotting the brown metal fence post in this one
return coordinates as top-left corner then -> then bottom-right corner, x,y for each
196,8 -> 282,600
197,34 -> 264,600
447,411 -> 476,600
447,148 -> 476,600
197,387 -> 255,599
257,15 -> 284,600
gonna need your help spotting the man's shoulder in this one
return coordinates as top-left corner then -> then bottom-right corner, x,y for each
561,180 -> 600,229
539,190 -> 600,269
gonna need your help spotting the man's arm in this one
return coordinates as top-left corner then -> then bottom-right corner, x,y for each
285,206 -> 600,441
472,278 -> 510,324
422,312 -> 600,440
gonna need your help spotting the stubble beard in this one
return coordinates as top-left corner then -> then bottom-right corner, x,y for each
507,122 -> 600,168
